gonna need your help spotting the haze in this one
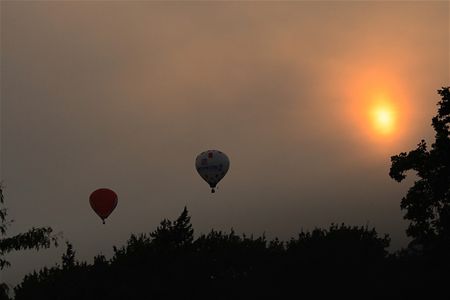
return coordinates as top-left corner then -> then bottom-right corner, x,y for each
1,1 -> 448,286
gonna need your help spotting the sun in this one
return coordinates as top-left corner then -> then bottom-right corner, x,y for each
340,66 -> 413,149
371,103 -> 396,135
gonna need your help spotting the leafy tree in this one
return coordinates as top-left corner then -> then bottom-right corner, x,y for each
390,87 -> 450,247
61,242 -> 76,270
14,242 -> 86,300
14,207 -> 394,300
0,185 -> 58,298
149,206 -> 194,248
286,223 -> 390,262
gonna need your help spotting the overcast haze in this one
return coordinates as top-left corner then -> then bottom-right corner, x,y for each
1,1 -> 449,286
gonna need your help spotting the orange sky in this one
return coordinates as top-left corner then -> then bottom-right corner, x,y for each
1,1 -> 449,287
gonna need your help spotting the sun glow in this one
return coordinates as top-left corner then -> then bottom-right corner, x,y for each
343,78 -> 408,148
339,65 -> 414,155
371,103 -> 396,135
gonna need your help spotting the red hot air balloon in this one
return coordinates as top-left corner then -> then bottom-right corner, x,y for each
89,188 -> 118,224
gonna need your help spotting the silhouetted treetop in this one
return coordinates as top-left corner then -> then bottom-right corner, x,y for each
287,224 -> 390,263
0,186 -> 58,270
150,206 -> 193,248
390,87 -> 450,247
12,207 -> 400,300
62,242 -> 76,270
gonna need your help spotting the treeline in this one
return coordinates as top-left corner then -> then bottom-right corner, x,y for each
8,208 -> 449,300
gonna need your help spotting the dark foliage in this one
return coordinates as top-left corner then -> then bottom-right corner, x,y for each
390,87 -> 450,251
13,207 -> 447,300
0,186 -> 58,299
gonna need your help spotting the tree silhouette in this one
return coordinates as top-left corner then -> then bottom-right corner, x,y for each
150,206 -> 193,248
0,185 -> 58,298
13,207 -> 394,300
390,87 -> 450,249
61,242 -> 76,270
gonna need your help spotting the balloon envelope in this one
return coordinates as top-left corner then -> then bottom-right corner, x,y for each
195,150 -> 230,193
89,188 -> 118,224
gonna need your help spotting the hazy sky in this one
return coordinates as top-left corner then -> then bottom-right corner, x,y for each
1,1 -> 449,287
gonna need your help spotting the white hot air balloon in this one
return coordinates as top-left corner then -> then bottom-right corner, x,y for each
195,150 -> 230,193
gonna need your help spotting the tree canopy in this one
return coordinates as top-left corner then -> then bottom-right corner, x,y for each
0,186 -> 58,299
12,207 -> 450,299
390,87 -> 450,249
